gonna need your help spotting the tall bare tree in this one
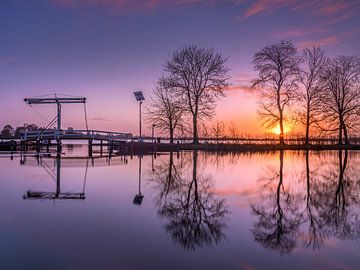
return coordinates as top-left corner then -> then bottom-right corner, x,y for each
163,45 -> 230,144
252,40 -> 302,144
147,83 -> 184,143
299,47 -> 327,145
321,55 -> 360,144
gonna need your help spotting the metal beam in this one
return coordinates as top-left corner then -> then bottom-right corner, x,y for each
24,96 -> 87,132
24,97 -> 86,104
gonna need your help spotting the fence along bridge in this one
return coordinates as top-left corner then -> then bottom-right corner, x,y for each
22,94 -> 132,155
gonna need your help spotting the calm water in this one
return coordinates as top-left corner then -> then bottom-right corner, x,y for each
1,146 -> 360,270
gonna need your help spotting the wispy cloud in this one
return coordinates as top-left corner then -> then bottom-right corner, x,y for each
297,35 -> 340,50
241,0 -> 290,19
0,56 -> 19,63
240,0 -> 359,20
52,0 -> 204,11
316,1 -> 352,15
225,84 -> 252,94
90,116 -> 110,122
296,27 -> 360,49
273,27 -> 328,38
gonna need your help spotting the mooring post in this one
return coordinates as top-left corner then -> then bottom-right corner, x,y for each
100,140 -> 103,155
88,139 -> 93,157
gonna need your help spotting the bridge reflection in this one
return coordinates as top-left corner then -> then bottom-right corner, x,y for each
22,154 -> 87,200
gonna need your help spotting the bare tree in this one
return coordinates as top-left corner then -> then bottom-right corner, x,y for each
252,40 -> 302,144
228,120 -> 240,140
147,83 -> 184,143
163,45 -> 230,144
211,120 -> 225,143
321,56 -> 360,144
299,47 -> 327,145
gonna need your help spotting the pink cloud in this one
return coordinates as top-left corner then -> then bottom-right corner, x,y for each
273,27 -> 328,38
240,0 -> 358,20
297,27 -> 360,49
90,116 -> 110,121
297,35 -> 339,50
316,1 -> 351,15
225,84 -> 252,92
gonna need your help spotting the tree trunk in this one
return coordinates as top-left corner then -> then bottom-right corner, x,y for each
279,110 -> 285,145
169,128 -> 174,144
192,115 -> 198,145
343,123 -> 349,145
338,120 -> 343,145
305,102 -> 310,145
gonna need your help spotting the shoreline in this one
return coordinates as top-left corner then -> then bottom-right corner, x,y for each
2,141 -> 360,153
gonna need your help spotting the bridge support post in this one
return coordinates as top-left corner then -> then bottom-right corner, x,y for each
36,140 -> 40,153
109,140 -> 113,156
46,139 -> 50,152
56,139 -> 62,153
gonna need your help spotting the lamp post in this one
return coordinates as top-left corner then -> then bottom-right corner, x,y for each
133,91 -> 145,141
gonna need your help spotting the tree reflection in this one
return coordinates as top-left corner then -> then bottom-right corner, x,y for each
302,150 -> 325,249
251,150 -> 303,254
252,150 -> 360,254
149,151 -> 228,250
317,151 -> 360,240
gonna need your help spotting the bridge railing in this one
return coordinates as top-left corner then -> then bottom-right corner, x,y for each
21,129 -> 133,141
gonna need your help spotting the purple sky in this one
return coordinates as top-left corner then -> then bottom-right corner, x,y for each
1,0 -> 359,135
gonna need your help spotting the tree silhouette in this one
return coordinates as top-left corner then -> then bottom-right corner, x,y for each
252,40 -> 302,144
320,56 -> 360,144
0,124 -> 15,138
147,84 -> 184,143
298,47 -> 327,145
162,45 -> 230,144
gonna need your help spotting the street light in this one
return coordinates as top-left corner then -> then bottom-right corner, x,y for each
133,91 -> 145,141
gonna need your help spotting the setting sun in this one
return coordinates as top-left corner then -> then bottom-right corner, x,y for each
271,124 -> 290,135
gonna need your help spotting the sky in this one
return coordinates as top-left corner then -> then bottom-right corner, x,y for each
1,0 -> 360,136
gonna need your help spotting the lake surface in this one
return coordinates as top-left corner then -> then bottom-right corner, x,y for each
1,146 -> 360,270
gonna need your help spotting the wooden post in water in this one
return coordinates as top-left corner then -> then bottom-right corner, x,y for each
100,140 -> 103,156
88,139 -> 93,157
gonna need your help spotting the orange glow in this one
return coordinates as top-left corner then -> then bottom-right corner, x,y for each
271,124 -> 290,135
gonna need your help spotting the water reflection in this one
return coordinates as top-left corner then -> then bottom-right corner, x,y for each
22,154 -> 87,200
133,156 -> 144,205
149,151 -> 228,250
251,150 -> 360,254
251,150 -> 302,254
14,148 -> 360,258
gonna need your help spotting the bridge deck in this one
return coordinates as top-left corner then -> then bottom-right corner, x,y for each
21,129 -> 133,142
